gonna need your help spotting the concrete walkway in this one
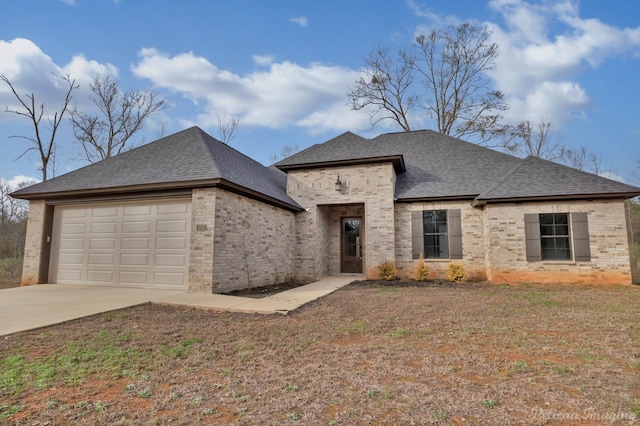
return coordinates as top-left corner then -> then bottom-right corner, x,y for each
0,275 -> 359,336
155,275 -> 358,314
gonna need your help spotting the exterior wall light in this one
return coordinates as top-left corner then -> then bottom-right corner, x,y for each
335,176 -> 343,192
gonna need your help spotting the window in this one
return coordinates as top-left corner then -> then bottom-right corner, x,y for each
411,209 -> 462,260
524,212 -> 591,262
539,213 -> 571,260
423,210 -> 449,258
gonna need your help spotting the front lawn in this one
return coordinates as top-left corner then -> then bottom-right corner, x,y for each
1,281 -> 639,424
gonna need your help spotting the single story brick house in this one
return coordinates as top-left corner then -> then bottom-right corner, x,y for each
12,127 -> 640,292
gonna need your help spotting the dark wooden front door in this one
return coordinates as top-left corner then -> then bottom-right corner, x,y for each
342,218 -> 362,273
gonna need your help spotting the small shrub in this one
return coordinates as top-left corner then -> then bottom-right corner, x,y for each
414,253 -> 430,281
447,263 -> 467,283
378,259 -> 397,281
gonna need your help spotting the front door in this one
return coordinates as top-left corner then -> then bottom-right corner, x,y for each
342,218 -> 362,273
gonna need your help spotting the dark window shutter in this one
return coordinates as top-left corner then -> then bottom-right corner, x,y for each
411,210 -> 424,259
448,209 -> 463,259
525,214 -> 541,261
571,212 -> 591,262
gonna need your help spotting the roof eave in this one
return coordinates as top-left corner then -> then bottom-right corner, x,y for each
472,191 -> 640,207
395,195 -> 478,203
276,155 -> 406,173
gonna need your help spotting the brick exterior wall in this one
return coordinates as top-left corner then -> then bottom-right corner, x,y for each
287,163 -> 396,280
394,201 -> 487,281
189,188 -> 217,292
210,188 -> 296,293
21,200 -> 46,286
484,200 -> 632,284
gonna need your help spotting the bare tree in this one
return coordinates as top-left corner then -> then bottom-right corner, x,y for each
508,120 -> 558,160
70,75 -> 166,163
413,23 -> 508,143
348,23 -> 508,143
1,74 -> 77,181
270,145 -> 300,163
559,146 -> 602,174
214,113 -> 241,144
348,47 -> 417,131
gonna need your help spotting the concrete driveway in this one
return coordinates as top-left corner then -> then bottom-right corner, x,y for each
0,284 -> 182,336
0,276 -> 359,336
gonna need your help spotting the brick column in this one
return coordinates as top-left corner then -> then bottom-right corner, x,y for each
189,188 -> 216,293
21,200 -> 46,286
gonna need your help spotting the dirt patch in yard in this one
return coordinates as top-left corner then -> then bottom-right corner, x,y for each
1,281 -> 639,425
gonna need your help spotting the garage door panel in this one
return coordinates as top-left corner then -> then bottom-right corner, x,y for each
92,206 -> 118,217
121,237 -> 149,249
156,237 -> 187,250
155,253 -> 186,266
119,271 -> 148,284
90,238 -> 116,249
154,272 -> 185,286
158,202 -> 188,214
122,221 -> 150,233
87,270 -> 114,284
62,223 -> 86,234
57,269 -> 83,282
59,253 -> 84,265
124,205 -> 152,216
91,222 -> 117,233
62,209 -> 88,218
60,238 -> 86,250
51,199 -> 190,289
88,253 -> 115,265
157,219 -> 188,233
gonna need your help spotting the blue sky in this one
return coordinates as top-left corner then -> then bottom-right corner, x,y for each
1,0 -> 639,188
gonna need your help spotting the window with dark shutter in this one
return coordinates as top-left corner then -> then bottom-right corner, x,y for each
410,209 -> 462,259
524,212 -> 591,262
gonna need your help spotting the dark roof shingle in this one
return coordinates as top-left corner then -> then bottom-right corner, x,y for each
276,129 -> 640,201
12,127 -> 302,210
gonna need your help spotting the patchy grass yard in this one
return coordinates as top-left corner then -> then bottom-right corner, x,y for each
1,281 -> 639,425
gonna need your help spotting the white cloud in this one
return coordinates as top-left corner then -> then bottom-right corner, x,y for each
485,0 -> 640,125
3,175 -> 39,190
132,48 -> 369,133
0,38 -> 117,123
408,0 -> 462,35
289,16 -> 308,28
253,55 -> 275,66
61,0 -> 76,5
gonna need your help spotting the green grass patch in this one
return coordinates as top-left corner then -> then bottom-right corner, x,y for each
0,328 -> 148,396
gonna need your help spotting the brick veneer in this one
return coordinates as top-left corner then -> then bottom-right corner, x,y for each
484,200 -> 632,284
210,188 -> 296,293
394,201 -> 487,280
287,163 -> 396,280
20,200 -> 46,286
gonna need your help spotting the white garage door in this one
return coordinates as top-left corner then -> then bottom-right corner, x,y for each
49,199 -> 191,289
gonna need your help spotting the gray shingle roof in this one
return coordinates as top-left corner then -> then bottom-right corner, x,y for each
475,155 -> 640,201
276,129 -> 640,202
14,127 -> 639,207
12,127 -> 302,210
